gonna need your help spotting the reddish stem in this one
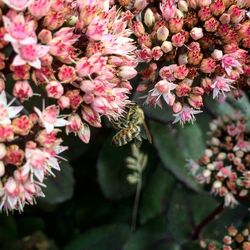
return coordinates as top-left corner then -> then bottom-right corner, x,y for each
191,203 -> 224,240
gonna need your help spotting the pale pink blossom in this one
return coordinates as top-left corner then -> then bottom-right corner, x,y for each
66,114 -> 90,143
3,0 -> 33,11
211,76 -> 235,99
34,104 -> 68,133
13,80 -> 33,102
13,43 -> 50,69
0,177 -> 23,213
221,54 -> 243,76
28,0 -> 51,19
149,80 -> 177,106
173,106 -> 202,126
3,14 -> 36,45
0,91 -> 23,125
160,0 -> 176,21
224,192 -> 238,207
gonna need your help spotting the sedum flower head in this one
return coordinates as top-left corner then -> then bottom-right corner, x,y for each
189,113 -> 250,207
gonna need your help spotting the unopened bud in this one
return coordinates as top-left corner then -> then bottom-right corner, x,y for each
0,144 -> 6,160
0,161 -> 5,177
178,54 -> 188,65
190,27 -> 204,40
157,26 -> 169,41
173,102 -> 182,113
119,66 -> 137,80
161,41 -> 173,53
211,49 -> 223,60
178,0 -> 188,12
144,8 -> 155,27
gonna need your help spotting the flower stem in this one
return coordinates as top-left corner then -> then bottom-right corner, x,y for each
191,203 -> 224,240
131,168 -> 142,232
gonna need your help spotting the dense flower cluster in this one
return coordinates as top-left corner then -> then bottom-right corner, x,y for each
207,225 -> 250,250
0,91 -> 67,213
0,0 -> 138,142
188,114 -> 250,207
127,0 -> 250,124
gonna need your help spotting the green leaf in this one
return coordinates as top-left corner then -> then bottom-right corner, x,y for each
97,139 -> 136,199
41,161 -> 74,205
205,93 -> 250,118
123,216 -> 178,250
150,122 -> 203,191
64,224 -> 130,250
140,165 -> 175,224
167,185 -> 219,243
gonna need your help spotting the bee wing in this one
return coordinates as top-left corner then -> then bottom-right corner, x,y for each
141,121 -> 152,144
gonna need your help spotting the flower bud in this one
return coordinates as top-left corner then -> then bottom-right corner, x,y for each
219,13 -> 231,24
169,17 -> 184,33
131,21 -> 145,37
211,49 -> 223,60
203,169 -> 211,177
190,27 -> 203,40
0,144 -> 6,160
188,94 -> 203,109
173,102 -> 182,113
178,54 -> 188,65
13,81 -> 33,102
0,161 -> 4,177
144,8 -> 155,27
213,180 -> 222,189
161,41 -> 173,53
211,137 -> 220,146
0,78 -> 5,92
119,66 -> 137,80
46,81 -> 64,99
58,96 -> 70,109
197,0 -> 211,7
78,123 -> 90,143
157,26 -> 169,41
178,0 -> 188,12
38,29 -> 52,44
205,149 -> 213,157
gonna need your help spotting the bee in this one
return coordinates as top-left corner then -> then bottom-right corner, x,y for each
111,104 -> 152,147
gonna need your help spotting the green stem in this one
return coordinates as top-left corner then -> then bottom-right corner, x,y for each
131,168 -> 142,232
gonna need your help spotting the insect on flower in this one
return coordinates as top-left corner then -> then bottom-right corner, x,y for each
111,104 -> 152,148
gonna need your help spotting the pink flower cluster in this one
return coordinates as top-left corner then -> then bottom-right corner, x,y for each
0,91 -> 66,213
188,114 -> 250,207
0,0 -> 138,143
127,0 -> 250,124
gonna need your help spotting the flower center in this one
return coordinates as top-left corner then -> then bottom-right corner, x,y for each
20,44 -> 38,61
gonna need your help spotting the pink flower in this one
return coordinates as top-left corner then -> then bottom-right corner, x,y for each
160,0 -> 176,21
3,14 -> 35,45
13,43 -> 50,69
3,0 -> 33,11
0,177 -> 23,212
149,80 -> 177,106
46,81 -> 64,99
211,76 -> 235,99
13,80 -> 33,102
173,106 -> 202,126
221,54 -> 243,76
34,104 -> 68,133
28,0 -> 51,19
0,91 -> 23,125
